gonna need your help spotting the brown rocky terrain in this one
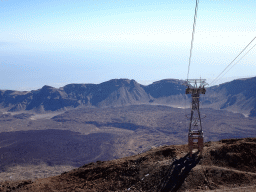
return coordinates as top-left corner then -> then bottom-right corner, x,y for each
0,105 -> 256,183
0,137 -> 255,192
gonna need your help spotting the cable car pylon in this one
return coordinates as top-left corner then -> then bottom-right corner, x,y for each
185,79 -> 207,157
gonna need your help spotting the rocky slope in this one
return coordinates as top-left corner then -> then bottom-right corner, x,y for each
0,76 -> 256,115
0,79 -> 187,112
1,137 -> 256,192
0,77 -> 256,116
202,76 -> 256,117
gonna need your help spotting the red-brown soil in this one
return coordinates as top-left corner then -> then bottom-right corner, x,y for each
1,137 -> 256,192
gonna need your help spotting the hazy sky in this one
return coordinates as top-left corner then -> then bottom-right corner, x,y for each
1,0 -> 255,90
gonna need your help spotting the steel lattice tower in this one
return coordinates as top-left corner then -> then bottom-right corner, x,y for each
185,79 -> 207,157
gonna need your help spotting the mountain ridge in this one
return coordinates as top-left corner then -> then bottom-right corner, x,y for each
0,78 -> 186,112
0,77 -> 256,116
202,76 -> 256,117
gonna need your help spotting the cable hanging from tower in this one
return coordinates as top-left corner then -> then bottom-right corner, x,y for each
187,0 -> 199,80
212,43 -> 256,85
209,36 -> 256,86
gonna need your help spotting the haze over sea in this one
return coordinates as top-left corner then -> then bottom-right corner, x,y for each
1,0 -> 255,91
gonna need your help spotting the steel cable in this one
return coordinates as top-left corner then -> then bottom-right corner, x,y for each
209,36 -> 256,86
211,42 -> 256,85
187,0 -> 199,80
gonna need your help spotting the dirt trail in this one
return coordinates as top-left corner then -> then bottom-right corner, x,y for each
196,165 -> 256,176
202,185 -> 256,192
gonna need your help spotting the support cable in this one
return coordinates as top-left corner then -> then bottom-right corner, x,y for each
212,43 -> 256,85
187,0 -> 199,80
209,36 -> 256,86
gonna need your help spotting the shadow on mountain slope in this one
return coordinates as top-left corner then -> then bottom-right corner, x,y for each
84,121 -> 148,131
160,152 -> 202,192
0,129 -> 115,171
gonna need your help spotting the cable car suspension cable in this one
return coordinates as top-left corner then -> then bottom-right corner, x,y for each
209,36 -> 256,86
212,42 -> 256,85
187,0 -> 199,80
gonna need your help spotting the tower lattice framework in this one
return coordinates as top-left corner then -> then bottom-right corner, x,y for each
185,79 -> 207,157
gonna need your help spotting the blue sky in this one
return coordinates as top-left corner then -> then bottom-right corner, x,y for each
0,0 -> 255,90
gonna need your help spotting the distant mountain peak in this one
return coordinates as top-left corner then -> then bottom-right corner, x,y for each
152,78 -> 185,84
0,77 -> 256,116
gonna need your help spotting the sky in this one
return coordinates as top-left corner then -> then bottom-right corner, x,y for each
0,0 -> 255,91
